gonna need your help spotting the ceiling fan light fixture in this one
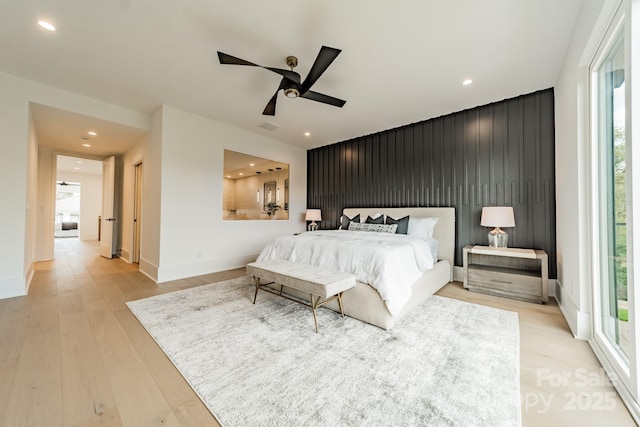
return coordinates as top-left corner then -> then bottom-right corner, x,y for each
284,88 -> 299,98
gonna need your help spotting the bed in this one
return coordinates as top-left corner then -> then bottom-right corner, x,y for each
255,207 -> 455,329
55,221 -> 79,238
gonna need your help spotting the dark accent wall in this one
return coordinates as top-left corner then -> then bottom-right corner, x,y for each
307,88 -> 557,278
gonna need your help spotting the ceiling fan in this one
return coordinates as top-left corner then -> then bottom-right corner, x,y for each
217,46 -> 346,116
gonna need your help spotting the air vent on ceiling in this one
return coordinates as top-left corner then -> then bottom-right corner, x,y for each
257,121 -> 279,131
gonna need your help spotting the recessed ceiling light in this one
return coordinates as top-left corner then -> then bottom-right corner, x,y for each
462,79 -> 473,86
249,163 -> 255,167
239,173 -> 244,176
304,132 -> 311,137
226,175 -> 231,178
74,167 -> 80,170
76,160 -> 83,164
82,143 -> 91,147
38,20 -> 56,31
88,131 -> 98,136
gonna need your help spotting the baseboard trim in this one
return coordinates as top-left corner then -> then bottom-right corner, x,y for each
156,254 -> 258,283
119,249 -> 131,263
0,275 -> 28,299
24,261 -> 34,295
453,265 -> 463,282
555,279 -> 591,340
139,257 -> 158,282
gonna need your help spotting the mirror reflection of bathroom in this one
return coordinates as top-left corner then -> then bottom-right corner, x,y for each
223,150 -> 289,220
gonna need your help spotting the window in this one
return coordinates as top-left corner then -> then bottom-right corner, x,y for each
594,27 -> 628,360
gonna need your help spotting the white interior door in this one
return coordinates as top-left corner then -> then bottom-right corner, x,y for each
133,162 -> 143,264
100,156 -> 116,258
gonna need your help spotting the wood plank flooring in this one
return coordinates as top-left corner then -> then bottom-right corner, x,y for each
0,238 -> 636,426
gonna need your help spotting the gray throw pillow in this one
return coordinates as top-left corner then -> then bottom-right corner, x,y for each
365,215 -> 384,224
340,214 -> 360,230
385,215 -> 410,234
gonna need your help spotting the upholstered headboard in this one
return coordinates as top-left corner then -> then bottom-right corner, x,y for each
342,207 -> 455,281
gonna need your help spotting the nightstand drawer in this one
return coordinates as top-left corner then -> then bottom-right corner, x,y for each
468,267 -> 542,296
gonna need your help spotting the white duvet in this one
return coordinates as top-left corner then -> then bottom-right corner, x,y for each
256,230 -> 436,316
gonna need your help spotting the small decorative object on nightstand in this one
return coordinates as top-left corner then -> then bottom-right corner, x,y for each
305,209 -> 322,231
463,245 -> 548,303
480,206 -> 515,248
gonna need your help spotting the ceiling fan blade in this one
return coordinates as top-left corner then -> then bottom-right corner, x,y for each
263,91 -> 279,116
262,78 -> 292,116
218,51 -> 300,82
299,90 -> 346,108
300,46 -> 341,93
217,51 -> 258,66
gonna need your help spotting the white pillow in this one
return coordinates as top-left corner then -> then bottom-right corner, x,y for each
407,217 -> 439,240
424,238 -> 439,263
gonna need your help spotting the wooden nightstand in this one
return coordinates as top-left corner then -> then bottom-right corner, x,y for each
463,245 -> 549,303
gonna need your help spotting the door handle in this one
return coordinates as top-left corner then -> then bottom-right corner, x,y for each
106,218 -> 116,222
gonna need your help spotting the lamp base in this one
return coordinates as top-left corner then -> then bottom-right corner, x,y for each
308,221 -> 318,232
488,227 -> 508,248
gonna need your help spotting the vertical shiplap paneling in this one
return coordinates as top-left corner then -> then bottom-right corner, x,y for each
306,88 -> 556,277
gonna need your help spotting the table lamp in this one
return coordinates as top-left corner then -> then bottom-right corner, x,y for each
480,206 -> 515,248
305,209 -> 322,231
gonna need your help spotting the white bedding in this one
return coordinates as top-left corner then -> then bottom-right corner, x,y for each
256,230 -> 436,316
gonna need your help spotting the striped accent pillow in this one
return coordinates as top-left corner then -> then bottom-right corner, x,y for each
348,222 -> 398,233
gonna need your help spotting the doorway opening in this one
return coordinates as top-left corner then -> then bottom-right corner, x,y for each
55,180 -> 80,239
55,155 -> 103,246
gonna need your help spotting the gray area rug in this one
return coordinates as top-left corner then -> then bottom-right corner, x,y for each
127,276 -> 521,427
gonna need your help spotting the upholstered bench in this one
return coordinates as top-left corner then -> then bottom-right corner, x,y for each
246,260 -> 356,332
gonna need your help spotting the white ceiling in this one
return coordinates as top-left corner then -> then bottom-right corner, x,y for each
31,103 -> 149,158
0,0 -> 584,154
57,155 -> 102,176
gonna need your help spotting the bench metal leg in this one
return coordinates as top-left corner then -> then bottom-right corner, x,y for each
252,278 -> 348,333
252,276 -> 260,304
337,292 -> 345,317
310,294 -> 321,333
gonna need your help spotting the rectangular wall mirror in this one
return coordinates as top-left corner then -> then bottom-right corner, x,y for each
223,150 -> 289,220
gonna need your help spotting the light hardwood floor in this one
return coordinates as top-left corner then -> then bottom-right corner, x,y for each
0,238 -> 636,426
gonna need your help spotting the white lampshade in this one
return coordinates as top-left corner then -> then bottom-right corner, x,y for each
480,207 -> 515,228
305,209 -> 322,222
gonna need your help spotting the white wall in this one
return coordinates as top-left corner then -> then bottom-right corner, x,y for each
155,105 -> 307,282
554,0 -> 620,338
23,107 -> 39,293
0,71 -> 150,298
133,110 -> 163,280
36,147 -> 55,261
57,170 -> 102,240
0,77 -> 31,298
